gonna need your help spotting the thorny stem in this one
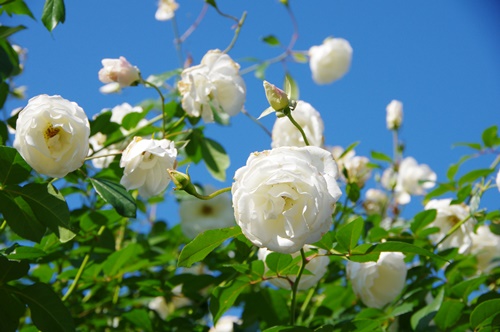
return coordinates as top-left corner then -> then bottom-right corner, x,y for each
242,109 -> 272,137
223,11 -> 247,54
287,111 -> 310,146
62,225 -> 106,302
142,79 -> 168,138
290,248 -> 307,326
179,3 -> 209,44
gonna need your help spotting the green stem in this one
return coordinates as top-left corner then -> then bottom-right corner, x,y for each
287,112 -> 309,146
242,109 -> 272,137
192,186 -> 232,200
85,152 -> 121,161
297,286 -> 315,325
62,225 -> 106,301
0,220 -> 6,234
223,11 -> 247,54
290,248 -> 307,325
171,14 -> 184,68
434,215 -> 472,250
489,153 -> 500,169
142,79 -> 168,138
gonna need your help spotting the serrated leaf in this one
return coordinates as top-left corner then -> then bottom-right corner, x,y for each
0,146 -> 32,185
411,288 -> 444,331
336,217 -> 363,253
470,299 -> 500,329
41,0 -> 66,31
370,151 -> 392,163
201,138 -> 230,182
178,227 -> 241,267
210,277 -> 249,324
284,73 -> 299,100
262,35 -> 281,46
90,178 -> 136,218
17,283 -> 75,332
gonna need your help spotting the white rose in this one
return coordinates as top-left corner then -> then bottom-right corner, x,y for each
155,0 -> 179,21
496,169 -> 500,192
386,100 -> 403,130
391,157 -> 436,204
177,49 -> 246,123
471,225 -> 500,272
88,132 -> 119,169
108,102 -> 143,124
363,189 -> 389,216
98,56 -> 140,87
309,37 -> 352,85
210,316 -> 241,332
180,185 -> 235,239
271,101 -> 324,148
232,146 -> 342,254
329,145 -> 355,182
425,198 -> 475,254
347,252 -> 407,309
120,137 -> 177,198
13,94 -> 90,178
148,296 -> 169,320
343,156 -> 372,188
258,245 -> 329,290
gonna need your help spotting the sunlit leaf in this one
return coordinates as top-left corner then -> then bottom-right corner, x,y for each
201,138 -> 230,182
336,217 -> 363,253
41,0 -> 65,31
470,299 -> 500,329
262,35 -> 281,46
90,177 -> 136,218
411,288 -> 444,331
0,146 -> 32,185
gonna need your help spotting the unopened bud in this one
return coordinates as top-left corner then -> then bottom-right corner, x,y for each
263,81 -> 289,111
168,169 -> 198,197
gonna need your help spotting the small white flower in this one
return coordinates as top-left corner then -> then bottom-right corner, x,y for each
363,189 -> 389,216
98,56 -> 140,88
347,252 -> 407,309
471,225 -> 500,272
109,103 -> 143,124
386,100 -> 403,130
232,146 -> 342,254
309,37 -> 352,85
496,169 -> 500,192
271,101 -> 324,148
177,50 -> 246,123
343,156 -> 372,188
180,185 -> 235,239
210,316 -> 242,332
258,245 -> 329,290
13,94 -> 90,178
120,137 -> 177,198
425,199 -> 475,254
329,145 -> 355,180
88,133 -> 119,169
148,297 -> 169,320
155,0 -> 179,21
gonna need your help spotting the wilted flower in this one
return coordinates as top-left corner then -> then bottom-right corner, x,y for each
343,156 -> 372,188
120,137 -> 177,198
271,101 -> 324,148
425,199 -> 475,254
232,146 -> 342,254
363,189 -> 389,216
309,37 -> 352,85
386,100 -> 403,130
471,225 -> 500,272
155,0 -> 179,21
258,245 -> 329,290
180,185 -> 235,239
177,49 -> 246,123
98,56 -> 140,87
347,252 -> 407,309
13,94 -> 90,178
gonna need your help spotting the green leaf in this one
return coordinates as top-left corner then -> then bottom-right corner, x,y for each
0,82 -> 8,111
434,299 -> 465,330
263,327 -> 313,332
446,155 -> 472,181
90,178 -> 136,218
340,141 -> 360,159
258,106 -> 276,119
0,25 -> 26,39
424,182 -> 456,201
205,0 -> 217,8
178,227 -> 241,267
210,277 -> 249,324
255,62 -> 268,80
458,168 -> 494,187
470,299 -> 500,329
0,287 -> 25,332
346,182 -> 360,202
6,246 -> 46,261
0,0 -> 34,19
103,243 -> 143,277
41,0 -> 66,31
410,209 -> 437,234
0,146 -> 32,185
370,151 -> 392,163
201,138 -> 230,182
452,142 -> 482,150
0,255 -> 29,282
312,231 -> 335,251
0,39 -> 20,79
292,52 -> 308,63
351,241 -> 446,263
266,252 -> 293,274
450,276 -> 488,301
481,125 -> 498,148
284,73 -> 299,100
411,288 -> 444,331
17,283 -> 75,332
336,217 -> 363,253
123,309 -> 153,332
262,35 -> 281,46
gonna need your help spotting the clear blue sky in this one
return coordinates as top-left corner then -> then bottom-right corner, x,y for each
4,1 -> 500,221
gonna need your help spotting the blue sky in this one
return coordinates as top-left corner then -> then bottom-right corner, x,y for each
3,1 -> 500,221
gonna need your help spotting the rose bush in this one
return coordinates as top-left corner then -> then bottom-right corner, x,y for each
13,94 -> 90,178
232,146 -> 342,253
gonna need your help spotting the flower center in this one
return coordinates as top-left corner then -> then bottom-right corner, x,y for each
447,215 -> 460,225
44,124 -> 63,152
201,204 -> 214,216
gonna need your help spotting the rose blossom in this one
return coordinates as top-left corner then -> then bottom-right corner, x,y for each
347,252 -> 407,309
13,94 -> 90,178
271,101 -> 324,148
386,100 -> 403,130
232,146 -> 342,254
309,37 -> 352,85
120,137 -> 177,198
155,0 -> 179,21
343,156 -> 372,188
98,56 -> 140,87
425,199 -> 475,254
363,189 -> 389,216
180,185 -> 235,239
258,245 -> 329,290
88,132 -> 120,169
471,225 -> 500,272
177,49 -> 246,123
210,316 -> 242,332
329,145 -> 355,180
496,169 -> 500,192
